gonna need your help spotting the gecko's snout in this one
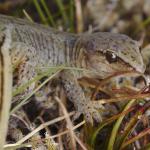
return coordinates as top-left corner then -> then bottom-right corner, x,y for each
135,63 -> 146,74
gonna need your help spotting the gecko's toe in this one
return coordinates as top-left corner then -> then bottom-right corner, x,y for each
93,101 -> 105,110
85,111 -> 94,125
92,110 -> 102,122
82,101 -> 104,124
73,111 -> 82,121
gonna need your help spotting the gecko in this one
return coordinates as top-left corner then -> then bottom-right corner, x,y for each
0,14 -> 146,124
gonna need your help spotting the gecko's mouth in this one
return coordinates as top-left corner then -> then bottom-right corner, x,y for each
118,57 -> 146,74
98,57 -> 144,78
130,63 -> 146,74
112,60 -> 143,75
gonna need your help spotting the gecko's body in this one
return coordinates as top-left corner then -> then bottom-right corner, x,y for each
0,14 -> 145,123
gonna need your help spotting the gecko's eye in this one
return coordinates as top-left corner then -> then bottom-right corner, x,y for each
105,51 -> 118,63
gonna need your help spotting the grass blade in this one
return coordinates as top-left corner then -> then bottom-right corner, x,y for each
40,0 -> 56,26
33,0 -> 48,25
55,0 -> 68,23
107,99 -> 136,150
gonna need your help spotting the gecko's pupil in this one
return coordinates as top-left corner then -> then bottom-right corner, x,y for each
106,52 -> 117,63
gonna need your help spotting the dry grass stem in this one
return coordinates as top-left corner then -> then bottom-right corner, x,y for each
0,37 -> 12,149
55,96 -> 76,150
14,112 -> 74,145
98,93 -> 150,104
74,0 -> 83,33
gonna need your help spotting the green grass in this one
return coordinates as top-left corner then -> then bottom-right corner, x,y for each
32,0 -> 75,31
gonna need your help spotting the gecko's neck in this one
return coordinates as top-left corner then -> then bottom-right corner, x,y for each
50,33 -> 79,67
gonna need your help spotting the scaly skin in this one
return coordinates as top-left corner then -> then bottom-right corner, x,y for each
0,14 -> 146,123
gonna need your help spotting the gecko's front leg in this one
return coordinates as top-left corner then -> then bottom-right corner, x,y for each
61,70 -> 103,124
11,42 -> 37,101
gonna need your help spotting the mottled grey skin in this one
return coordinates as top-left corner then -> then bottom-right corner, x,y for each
0,14 -> 145,123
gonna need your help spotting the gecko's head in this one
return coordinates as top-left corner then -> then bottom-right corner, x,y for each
77,32 -> 145,78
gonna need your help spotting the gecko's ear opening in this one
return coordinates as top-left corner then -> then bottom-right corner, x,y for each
75,36 -> 98,54
79,41 -> 95,54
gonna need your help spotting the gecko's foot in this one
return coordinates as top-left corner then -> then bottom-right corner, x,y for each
74,100 -> 104,125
